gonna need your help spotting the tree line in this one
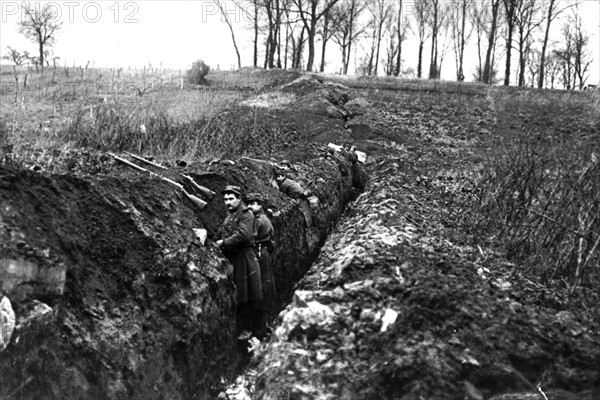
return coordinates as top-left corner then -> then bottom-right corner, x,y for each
4,1 -> 595,90
218,0 -> 594,89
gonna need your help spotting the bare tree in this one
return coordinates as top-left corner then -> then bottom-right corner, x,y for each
538,0 -> 576,88
261,0 -> 287,68
367,0 -> 395,76
554,8 -> 592,90
331,0 -> 367,74
569,7 -> 592,89
18,2 -> 63,72
238,0 -> 260,67
502,0 -> 518,85
450,0 -> 473,81
214,1 -> 242,69
438,20 -> 453,78
363,20 -> 378,75
470,1 -> 488,81
2,46 -> 27,66
483,0 -> 502,84
544,50 -> 561,88
555,23 -> 574,89
394,0 -> 410,76
427,0 -> 448,79
514,0 -> 543,86
319,5 -> 338,71
526,42 -> 540,87
292,0 -> 340,71
384,4 -> 406,76
410,0 -> 431,78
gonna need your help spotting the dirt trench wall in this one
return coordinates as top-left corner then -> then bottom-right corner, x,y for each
0,154 -> 355,400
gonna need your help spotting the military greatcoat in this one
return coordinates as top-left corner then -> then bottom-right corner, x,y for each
253,209 -> 277,312
216,205 -> 263,305
277,177 -> 305,199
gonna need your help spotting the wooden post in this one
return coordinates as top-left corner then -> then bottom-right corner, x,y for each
180,78 -> 183,90
13,70 -> 19,104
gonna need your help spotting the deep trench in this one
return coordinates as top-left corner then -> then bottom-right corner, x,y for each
0,154 -> 365,400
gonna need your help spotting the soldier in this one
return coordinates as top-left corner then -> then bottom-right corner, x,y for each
343,143 -> 364,190
246,192 -> 277,337
274,167 -> 313,226
274,167 -> 307,199
215,185 -> 263,339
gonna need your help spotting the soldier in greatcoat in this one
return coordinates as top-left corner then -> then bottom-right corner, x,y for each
274,167 -> 307,199
246,192 -> 277,337
215,185 -> 263,338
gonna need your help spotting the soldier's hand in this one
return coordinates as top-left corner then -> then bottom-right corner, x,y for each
216,239 -> 224,247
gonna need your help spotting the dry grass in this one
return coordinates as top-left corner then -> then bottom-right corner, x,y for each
473,96 -> 600,289
0,67 -> 303,163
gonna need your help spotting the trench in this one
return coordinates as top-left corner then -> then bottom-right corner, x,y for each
0,151 -> 364,400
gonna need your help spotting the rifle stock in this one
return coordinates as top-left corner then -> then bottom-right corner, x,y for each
109,152 -> 206,210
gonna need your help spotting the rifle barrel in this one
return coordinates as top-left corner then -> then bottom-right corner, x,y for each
109,152 -> 148,173
125,152 -> 167,170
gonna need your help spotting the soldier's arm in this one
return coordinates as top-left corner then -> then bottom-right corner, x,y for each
222,211 -> 254,248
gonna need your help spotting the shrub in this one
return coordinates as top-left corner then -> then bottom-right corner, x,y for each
186,60 -> 210,85
474,136 -> 600,290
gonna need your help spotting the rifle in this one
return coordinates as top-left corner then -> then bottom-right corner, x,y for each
108,152 -> 207,210
125,152 -> 216,200
181,174 -> 216,199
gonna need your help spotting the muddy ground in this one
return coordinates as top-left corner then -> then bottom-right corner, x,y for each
1,73 -> 600,400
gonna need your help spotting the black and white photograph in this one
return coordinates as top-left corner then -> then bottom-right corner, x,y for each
0,0 -> 599,399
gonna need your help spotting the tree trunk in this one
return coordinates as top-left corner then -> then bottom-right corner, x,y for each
417,42 -> 424,78
538,0 -> 554,88
428,2 -> 439,79
320,11 -> 330,72
457,0 -> 466,81
38,35 -> 44,73
518,37 -> 526,86
345,21 -> 354,74
395,0 -> 403,76
483,0 -> 500,84
254,3 -> 259,67
503,0 -> 516,86
306,12 -> 317,72
374,23 -> 384,75
341,44 -> 348,75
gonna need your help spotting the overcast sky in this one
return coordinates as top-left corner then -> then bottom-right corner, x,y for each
0,0 -> 598,84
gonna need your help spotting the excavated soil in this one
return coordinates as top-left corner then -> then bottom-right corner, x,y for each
231,86 -> 600,400
2,74 -> 600,400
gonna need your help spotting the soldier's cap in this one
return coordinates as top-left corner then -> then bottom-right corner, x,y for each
246,192 -> 264,203
281,159 -> 292,167
222,185 -> 242,197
